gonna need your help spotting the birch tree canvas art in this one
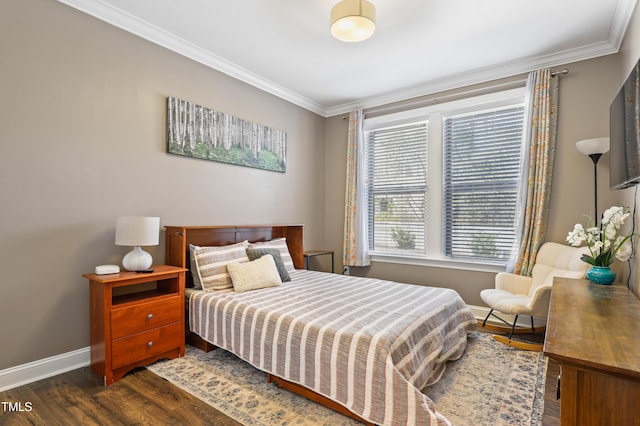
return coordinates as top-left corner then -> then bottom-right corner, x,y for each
167,97 -> 287,173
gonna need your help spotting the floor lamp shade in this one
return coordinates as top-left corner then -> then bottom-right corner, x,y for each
575,137 -> 610,156
115,216 -> 160,271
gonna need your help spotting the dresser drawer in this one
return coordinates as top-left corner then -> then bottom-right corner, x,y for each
111,297 -> 181,339
111,323 -> 182,369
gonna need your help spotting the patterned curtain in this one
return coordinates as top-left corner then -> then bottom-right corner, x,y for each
343,109 -> 370,268
509,69 -> 559,275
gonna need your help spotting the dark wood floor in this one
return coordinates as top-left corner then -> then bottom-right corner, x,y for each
0,366 -> 242,426
0,354 -> 560,425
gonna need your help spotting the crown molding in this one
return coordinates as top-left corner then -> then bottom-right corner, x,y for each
56,0 -> 327,116
326,38 -> 623,116
611,0 -> 639,49
57,0 -> 637,118
329,0 -> 637,116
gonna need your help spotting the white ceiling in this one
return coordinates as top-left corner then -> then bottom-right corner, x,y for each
58,0 -> 638,117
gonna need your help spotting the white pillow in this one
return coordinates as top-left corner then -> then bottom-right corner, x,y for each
227,254 -> 282,292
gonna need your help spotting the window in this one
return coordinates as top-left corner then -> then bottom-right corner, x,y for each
443,107 -> 524,262
364,88 -> 525,267
367,122 -> 428,255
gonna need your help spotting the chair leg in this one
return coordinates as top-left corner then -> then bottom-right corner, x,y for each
508,315 -> 519,339
482,309 -> 494,327
485,312 -> 545,352
481,309 -> 521,332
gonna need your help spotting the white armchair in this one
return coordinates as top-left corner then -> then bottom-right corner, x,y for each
480,242 -> 589,349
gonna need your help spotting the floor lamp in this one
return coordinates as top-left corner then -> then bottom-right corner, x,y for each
576,137 -> 610,220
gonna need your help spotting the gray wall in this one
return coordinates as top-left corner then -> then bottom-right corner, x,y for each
324,54 -> 625,307
0,0 -> 325,370
2,0 -> 638,372
618,2 -> 640,296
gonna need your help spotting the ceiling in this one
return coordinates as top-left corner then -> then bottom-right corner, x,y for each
58,0 -> 638,117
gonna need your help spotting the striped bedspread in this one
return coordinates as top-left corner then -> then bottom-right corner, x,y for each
189,270 -> 477,425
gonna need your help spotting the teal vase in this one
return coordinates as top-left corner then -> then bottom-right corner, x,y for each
586,266 -> 616,285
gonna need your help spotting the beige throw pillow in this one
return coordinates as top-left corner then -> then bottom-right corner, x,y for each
227,254 -> 282,292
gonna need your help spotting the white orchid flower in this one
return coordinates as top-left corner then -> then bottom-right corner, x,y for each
615,238 -> 633,262
566,206 -> 634,267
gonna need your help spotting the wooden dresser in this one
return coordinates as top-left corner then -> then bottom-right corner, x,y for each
544,278 -> 640,425
83,265 -> 186,385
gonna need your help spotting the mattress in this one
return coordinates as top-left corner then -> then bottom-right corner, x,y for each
188,269 -> 476,425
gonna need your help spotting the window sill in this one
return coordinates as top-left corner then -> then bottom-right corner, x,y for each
370,253 -> 506,273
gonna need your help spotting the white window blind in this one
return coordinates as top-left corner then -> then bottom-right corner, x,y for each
443,106 -> 524,262
367,122 -> 428,255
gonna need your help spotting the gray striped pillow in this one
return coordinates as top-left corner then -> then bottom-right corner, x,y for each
246,247 -> 291,282
248,238 -> 295,272
193,241 -> 249,291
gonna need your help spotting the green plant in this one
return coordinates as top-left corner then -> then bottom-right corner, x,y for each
471,233 -> 496,257
391,227 -> 416,250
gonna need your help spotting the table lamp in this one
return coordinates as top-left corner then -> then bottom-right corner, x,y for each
115,216 -> 160,271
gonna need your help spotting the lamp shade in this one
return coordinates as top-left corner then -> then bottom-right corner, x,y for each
115,216 -> 160,247
576,137 -> 610,156
331,0 -> 376,42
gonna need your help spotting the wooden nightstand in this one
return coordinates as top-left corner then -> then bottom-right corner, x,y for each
83,265 -> 187,386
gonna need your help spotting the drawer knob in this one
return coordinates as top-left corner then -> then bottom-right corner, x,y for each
147,341 -> 154,348
147,313 -> 154,320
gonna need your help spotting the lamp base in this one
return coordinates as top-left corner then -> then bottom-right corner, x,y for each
122,246 -> 153,271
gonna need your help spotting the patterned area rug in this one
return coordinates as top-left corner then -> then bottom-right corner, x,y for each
424,332 -> 547,426
146,332 -> 547,425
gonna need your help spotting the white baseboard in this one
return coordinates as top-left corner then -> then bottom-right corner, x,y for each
0,347 -> 90,392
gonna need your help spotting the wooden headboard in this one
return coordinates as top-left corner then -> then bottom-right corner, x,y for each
164,224 -> 304,288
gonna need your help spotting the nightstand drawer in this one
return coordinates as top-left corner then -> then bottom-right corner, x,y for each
111,296 -> 181,339
111,323 -> 182,369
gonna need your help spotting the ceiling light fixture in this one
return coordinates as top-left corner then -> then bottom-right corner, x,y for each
330,0 -> 376,43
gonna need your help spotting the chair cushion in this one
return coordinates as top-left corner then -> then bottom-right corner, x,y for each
529,242 -> 589,296
495,272 -> 533,295
480,288 -> 534,315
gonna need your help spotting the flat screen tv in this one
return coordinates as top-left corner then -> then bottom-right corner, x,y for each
610,60 -> 640,190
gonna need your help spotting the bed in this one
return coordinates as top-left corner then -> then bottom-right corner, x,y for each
165,224 -> 477,426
